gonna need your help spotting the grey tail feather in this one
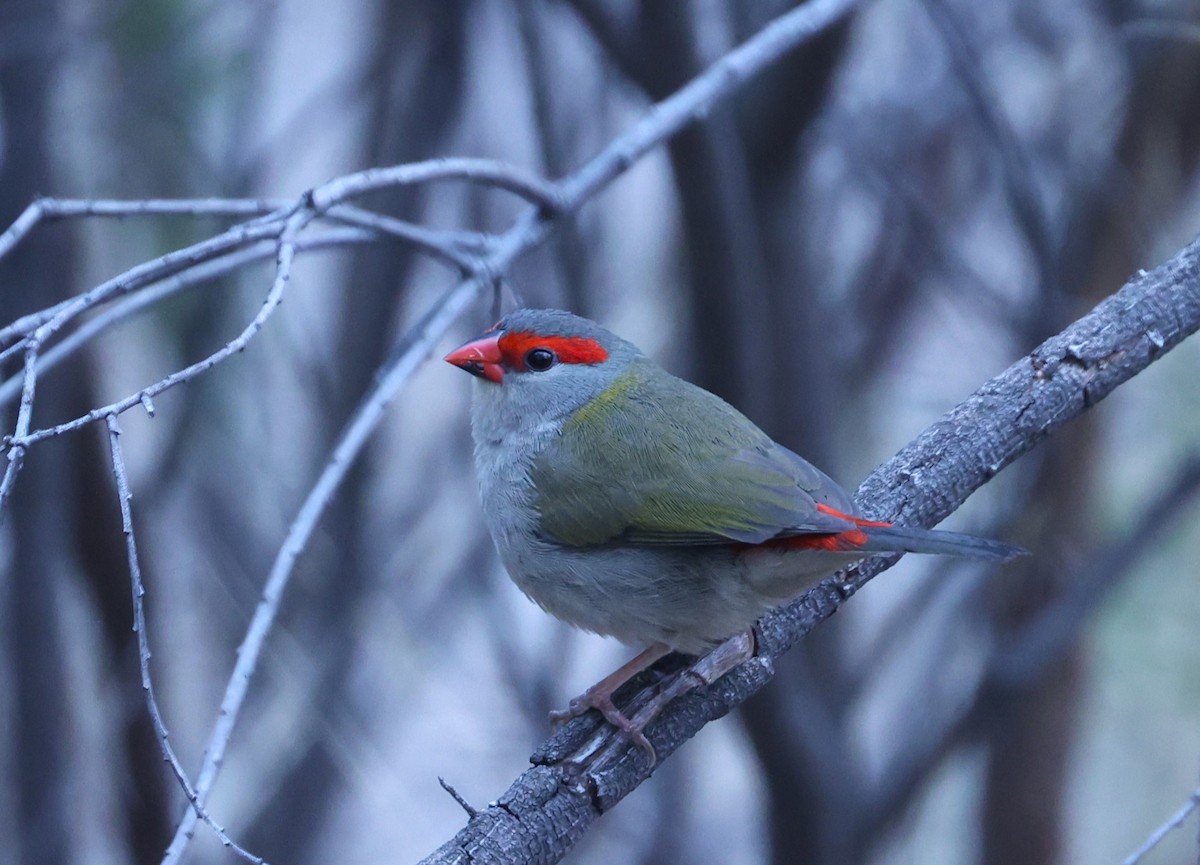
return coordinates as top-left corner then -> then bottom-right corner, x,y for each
859,525 -> 1026,562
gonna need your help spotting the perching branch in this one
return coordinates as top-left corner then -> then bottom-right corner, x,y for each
418,234 -> 1200,864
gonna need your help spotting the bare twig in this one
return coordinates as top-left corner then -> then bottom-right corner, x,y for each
8,209 -> 312,453
1120,785 -> 1200,865
324,204 -> 491,268
105,414 -> 267,865
0,217 -> 287,346
0,348 -> 38,512
0,197 -> 290,263
307,158 -> 566,213
0,204 -> 484,411
0,228 -> 379,409
0,337 -> 28,368
438,778 -> 480,819
158,265 -> 491,864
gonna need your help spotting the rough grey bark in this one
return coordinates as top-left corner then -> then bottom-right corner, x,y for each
418,233 -> 1200,865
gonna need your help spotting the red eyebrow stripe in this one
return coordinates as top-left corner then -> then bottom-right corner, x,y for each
497,331 -> 608,368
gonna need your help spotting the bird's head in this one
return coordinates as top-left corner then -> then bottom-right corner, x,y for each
445,308 -> 642,433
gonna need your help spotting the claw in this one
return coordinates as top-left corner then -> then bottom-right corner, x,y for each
550,689 -> 657,761
550,632 -> 757,768
549,643 -> 670,758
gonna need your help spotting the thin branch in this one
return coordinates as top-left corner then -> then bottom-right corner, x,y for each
0,197 -> 291,264
322,204 -> 490,269
1121,785 -> 1200,865
553,0 -> 859,210
0,210 -> 311,515
438,778 -> 480,819
0,336 -> 29,367
0,209 -> 484,411
308,158 -> 566,213
0,199 -> 49,261
160,268 -> 494,864
0,348 -> 39,512
2,0 -> 858,452
105,414 -> 267,865
35,196 -> 291,217
9,209 -> 312,451
0,228 -> 378,409
0,217 -> 288,346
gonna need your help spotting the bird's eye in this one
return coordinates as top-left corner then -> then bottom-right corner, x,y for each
524,348 -> 557,371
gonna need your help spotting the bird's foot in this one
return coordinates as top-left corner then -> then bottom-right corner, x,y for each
550,690 -> 657,762
620,630 -> 756,733
549,643 -> 670,761
556,632 -> 757,770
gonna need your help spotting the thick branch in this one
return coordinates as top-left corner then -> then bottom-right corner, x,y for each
419,235 -> 1200,865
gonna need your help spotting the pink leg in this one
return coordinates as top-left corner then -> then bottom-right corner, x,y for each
555,631 -> 758,766
550,643 -> 671,757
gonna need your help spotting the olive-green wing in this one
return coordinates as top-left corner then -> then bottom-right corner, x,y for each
529,362 -> 854,547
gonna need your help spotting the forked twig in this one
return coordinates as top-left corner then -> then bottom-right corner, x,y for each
106,414 -> 267,865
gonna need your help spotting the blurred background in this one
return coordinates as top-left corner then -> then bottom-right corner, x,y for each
2,1 -> 1200,864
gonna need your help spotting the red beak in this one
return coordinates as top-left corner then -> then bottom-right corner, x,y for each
444,332 -> 505,383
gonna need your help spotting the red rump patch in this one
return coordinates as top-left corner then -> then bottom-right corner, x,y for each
814,503 -> 891,527
497,331 -> 608,369
783,530 -> 869,552
768,504 -> 892,552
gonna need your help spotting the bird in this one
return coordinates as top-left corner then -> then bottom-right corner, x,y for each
445,307 -> 1022,758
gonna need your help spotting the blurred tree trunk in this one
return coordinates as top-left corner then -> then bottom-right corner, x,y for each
87,2 -> 240,859
241,3 -> 468,861
981,651 -> 1085,865
1,2 -> 108,863
980,19 -> 1200,863
980,431 -> 1093,865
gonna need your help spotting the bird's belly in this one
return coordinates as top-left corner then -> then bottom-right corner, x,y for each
495,537 -> 767,653
472,436 -> 855,653
497,534 -> 867,655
